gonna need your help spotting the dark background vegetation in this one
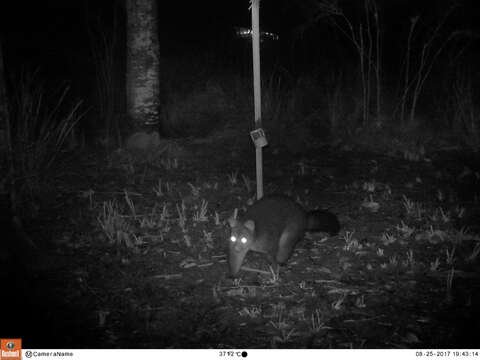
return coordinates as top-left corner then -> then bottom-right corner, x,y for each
1,0 -> 479,144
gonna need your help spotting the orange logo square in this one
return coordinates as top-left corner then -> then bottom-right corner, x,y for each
0,339 -> 21,360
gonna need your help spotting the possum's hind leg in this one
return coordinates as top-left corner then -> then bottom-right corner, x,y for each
275,227 -> 302,264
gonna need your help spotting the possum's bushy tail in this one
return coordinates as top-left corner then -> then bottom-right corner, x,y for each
305,210 -> 340,235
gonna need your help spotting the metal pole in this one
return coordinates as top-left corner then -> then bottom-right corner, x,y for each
251,0 -> 263,200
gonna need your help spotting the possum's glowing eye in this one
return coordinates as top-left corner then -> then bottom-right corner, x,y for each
240,237 -> 247,244
230,236 -> 236,242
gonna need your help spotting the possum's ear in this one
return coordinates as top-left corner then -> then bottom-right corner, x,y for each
244,220 -> 255,233
228,217 -> 239,228
228,208 -> 239,227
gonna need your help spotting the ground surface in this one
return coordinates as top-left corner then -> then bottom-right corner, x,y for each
2,138 -> 480,348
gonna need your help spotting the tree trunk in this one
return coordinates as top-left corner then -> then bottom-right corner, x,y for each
125,0 -> 160,132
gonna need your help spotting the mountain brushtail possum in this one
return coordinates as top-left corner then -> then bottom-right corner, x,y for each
227,195 -> 340,276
